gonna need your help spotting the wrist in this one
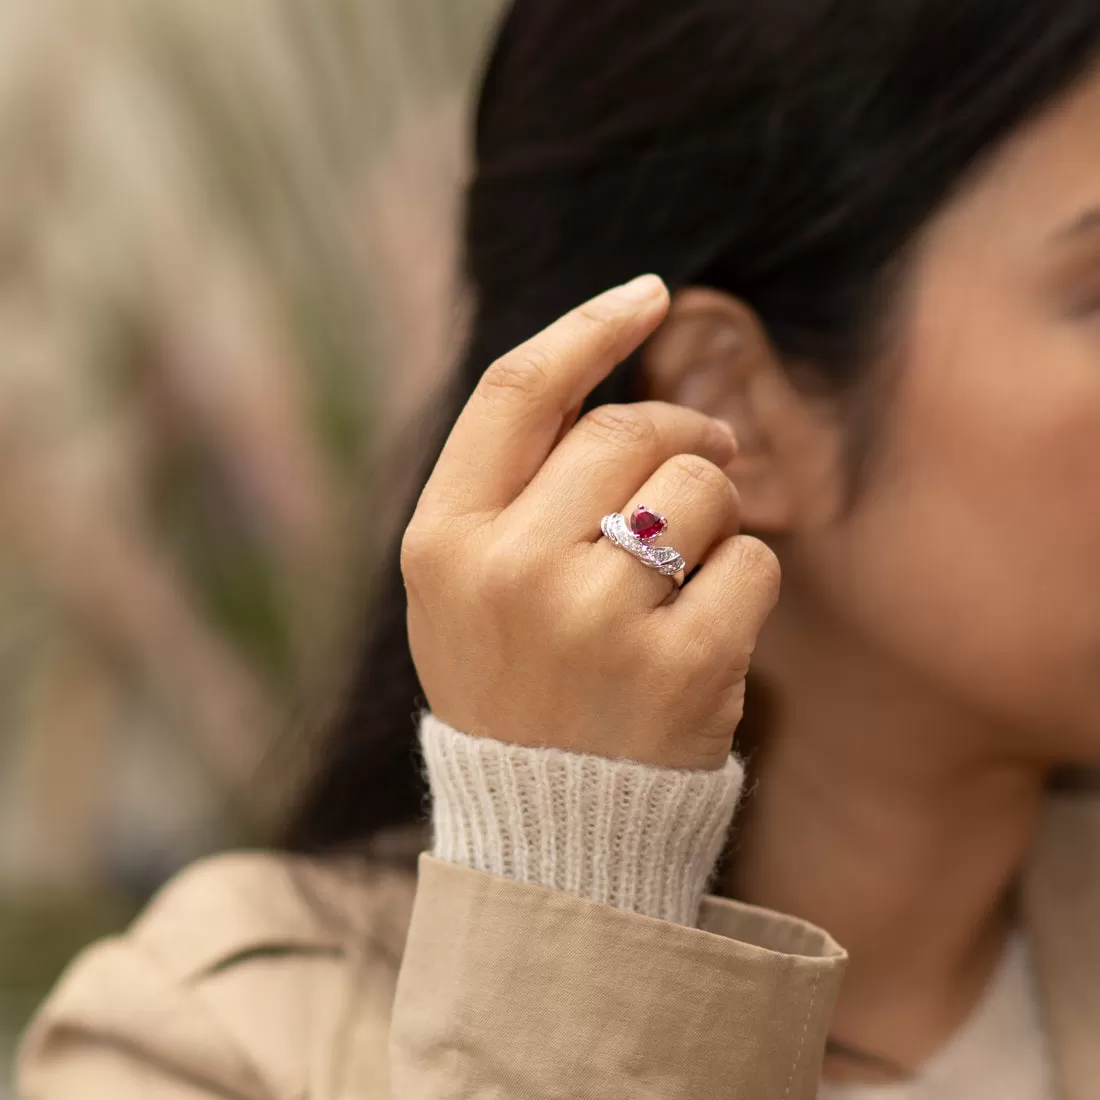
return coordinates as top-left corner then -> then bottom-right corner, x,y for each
418,711 -> 744,926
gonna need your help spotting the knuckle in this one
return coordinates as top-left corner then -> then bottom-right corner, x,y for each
580,404 -> 659,452
573,301 -> 617,333
668,453 -> 731,496
481,345 -> 553,400
399,519 -> 442,580
477,536 -> 542,604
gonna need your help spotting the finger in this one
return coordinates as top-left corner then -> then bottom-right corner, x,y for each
419,275 -> 669,519
592,454 -> 742,605
664,534 -> 782,652
510,401 -> 738,540
551,399 -> 586,450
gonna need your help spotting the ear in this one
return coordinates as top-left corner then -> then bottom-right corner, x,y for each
642,287 -> 844,531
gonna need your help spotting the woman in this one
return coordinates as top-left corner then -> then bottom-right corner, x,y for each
18,1 -> 1100,1097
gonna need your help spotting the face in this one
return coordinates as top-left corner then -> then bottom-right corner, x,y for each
798,62 -> 1100,761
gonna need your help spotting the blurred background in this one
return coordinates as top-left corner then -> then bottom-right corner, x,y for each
0,0 -> 502,1087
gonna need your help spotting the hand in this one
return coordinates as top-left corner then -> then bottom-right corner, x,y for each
402,276 -> 781,771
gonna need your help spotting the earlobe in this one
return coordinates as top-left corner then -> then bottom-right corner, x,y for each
729,370 -> 808,532
642,286 -> 843,533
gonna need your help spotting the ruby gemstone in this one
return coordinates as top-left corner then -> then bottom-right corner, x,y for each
629,505 -> 667,542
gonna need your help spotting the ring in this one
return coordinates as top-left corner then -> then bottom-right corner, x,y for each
600,505 -> 686,584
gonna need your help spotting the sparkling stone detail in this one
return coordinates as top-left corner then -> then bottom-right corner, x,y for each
600,512 -> 685,578
629,505 -> 667,543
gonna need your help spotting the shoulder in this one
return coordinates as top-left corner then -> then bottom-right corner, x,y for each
128,848 -> 415,978
18,848 -> 418,1100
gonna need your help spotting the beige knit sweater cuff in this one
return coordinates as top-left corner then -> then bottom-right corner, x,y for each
418,712 -> 744,927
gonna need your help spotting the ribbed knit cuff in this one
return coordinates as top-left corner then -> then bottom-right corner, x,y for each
418,712 -> 744,927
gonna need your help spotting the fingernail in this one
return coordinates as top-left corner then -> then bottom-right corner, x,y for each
611,274 -> 666,303
713,417 -> 739,456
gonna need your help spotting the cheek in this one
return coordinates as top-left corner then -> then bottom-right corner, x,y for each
810,301 -> 1100,754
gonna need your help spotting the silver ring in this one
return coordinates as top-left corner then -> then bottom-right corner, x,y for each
600,506 -> 686,584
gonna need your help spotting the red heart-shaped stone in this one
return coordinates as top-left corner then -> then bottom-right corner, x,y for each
629,505 -> 667,542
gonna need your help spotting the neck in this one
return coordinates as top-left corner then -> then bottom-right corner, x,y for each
730,605 -> 1048,1082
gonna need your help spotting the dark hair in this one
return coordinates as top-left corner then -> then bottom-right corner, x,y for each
284,0 -> 1100,854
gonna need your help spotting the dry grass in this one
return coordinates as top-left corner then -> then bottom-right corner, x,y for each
0,0 -> 500,1043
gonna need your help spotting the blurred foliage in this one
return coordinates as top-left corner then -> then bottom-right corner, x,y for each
0,891 -> 140,1093
0,893 -> 139,994
0,0 -> 501,1065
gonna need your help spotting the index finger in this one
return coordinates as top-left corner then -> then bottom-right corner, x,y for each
420,275 -> 670,519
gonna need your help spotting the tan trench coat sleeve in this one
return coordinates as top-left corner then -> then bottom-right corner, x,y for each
17,850 -> 847,1100
393,855 -> 846,1099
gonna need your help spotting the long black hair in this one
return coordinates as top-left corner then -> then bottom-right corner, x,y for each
284,0 -> 1100,854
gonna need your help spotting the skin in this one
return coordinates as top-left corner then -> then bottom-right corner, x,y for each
406,61 -> 1100,1090
404,276 -> 778,774
643,63 -> 1100,1080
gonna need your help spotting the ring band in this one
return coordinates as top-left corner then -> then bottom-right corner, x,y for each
600,510 -> 686,583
